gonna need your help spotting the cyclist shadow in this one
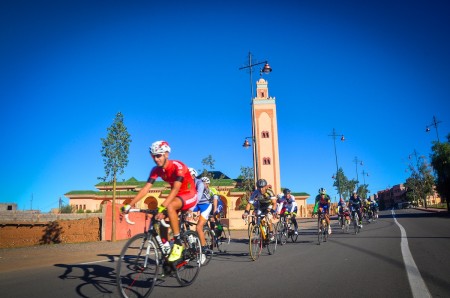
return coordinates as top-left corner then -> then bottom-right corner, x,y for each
54,256 -> 117,298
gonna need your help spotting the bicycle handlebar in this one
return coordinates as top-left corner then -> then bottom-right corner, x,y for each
124,208 -> 170,228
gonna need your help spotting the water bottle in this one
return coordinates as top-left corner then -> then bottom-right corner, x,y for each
161,238 -> 171,255
155,235 -> 164,249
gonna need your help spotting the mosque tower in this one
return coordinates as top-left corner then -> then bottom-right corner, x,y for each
252,78 -> 281,194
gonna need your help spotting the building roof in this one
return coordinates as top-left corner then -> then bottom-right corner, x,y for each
66,171 -> 310,197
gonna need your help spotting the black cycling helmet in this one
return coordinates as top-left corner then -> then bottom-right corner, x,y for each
318,187 -> 326,195
283,188 -> 291,195
256,179 -> 268,188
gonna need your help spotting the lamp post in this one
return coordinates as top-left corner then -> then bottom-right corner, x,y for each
328,128 -> 345,199
361,169 -> 369,186
425,115 -> 442,143
239,52 -> 272,184
353,156 -> 363,189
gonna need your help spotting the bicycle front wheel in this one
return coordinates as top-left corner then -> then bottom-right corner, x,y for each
267,223 -> 278,255
202,226 -> 214,266
116,233 -> 159,298
354,214 -> 360,235
344,218 -> 350,233
276,222 -> 287,245
317,220 -> 323,245
249,224 -> 262,261
174,230 -> 201,286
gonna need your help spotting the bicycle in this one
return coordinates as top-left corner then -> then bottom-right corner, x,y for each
317,212 -> 329,245
116,209 -> 202,298
246,213 -> 278,261
366,208 -> 373,223
276,213 -> 298,244
208,213 -> 231,253
338,210 -> 351,233
184,212 -> 213,266
276,214 -> 289,245
351,209 -> 361,235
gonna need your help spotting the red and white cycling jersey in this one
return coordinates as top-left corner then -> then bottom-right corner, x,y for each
148,160 -> 196,197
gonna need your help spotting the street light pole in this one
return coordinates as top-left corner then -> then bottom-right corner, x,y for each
361,169 -> 369,186
425,115 -> 442,143
328,128 -> 345,199
353,156 -> 363,189
239,52 -> 272,184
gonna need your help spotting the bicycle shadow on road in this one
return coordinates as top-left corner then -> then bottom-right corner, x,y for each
54,254 -> 192,297
54,260 -> 116,298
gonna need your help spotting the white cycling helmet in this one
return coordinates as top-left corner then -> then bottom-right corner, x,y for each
150,140 -> 171,155
277,193 -> 284,200
188,167 -> 198,177
201,177 -> 210,183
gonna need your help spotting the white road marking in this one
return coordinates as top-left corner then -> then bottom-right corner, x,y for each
79,256 -> 119,265
391,209 -> 431,298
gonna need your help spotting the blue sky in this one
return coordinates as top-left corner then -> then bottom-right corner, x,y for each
1,0 -> 449,211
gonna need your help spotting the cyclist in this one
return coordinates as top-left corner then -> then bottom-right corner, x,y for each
337,197 -> 348,227
122,141 -> 197,263
313,188 -> 331,234
189,168 -> 212,260
277,188 -> 299,235
276,193 -> 287,214
348,191 -> 363,228
371,197 -> 379,219
242,178 -> 277,241
202,177 -> 222,232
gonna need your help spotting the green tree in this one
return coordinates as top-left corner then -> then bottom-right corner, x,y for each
200,154 -> 225,182
100,112 -> 131,242
357,184 -> 370,199
430,133 -> 450,211
237,166 -> 254,210
333,167 -> 354,200
404,152 -> 434,208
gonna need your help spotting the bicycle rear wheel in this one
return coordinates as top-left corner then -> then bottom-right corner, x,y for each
267,223 -> 278,255
216,225 -> 231,253
116,233 -> 159,298
249,224 -> 262,261
174,230 -> 201,286
202,226 -> 214,266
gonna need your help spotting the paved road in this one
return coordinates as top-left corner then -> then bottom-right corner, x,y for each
0,209 -> 449,298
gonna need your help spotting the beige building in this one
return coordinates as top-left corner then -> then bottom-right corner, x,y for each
65,175 -> 310,229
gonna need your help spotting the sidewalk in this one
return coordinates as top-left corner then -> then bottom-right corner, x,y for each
414,207 -> 448,214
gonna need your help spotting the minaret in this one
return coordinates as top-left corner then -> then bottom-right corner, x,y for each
252,78 -> 281,194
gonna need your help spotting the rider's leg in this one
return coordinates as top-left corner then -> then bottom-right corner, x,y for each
291,214 -> 298,231
195,206 -> 209,247
166,197 -> 183,243
357,209 -> 363,226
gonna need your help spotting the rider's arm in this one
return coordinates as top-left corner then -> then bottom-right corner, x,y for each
128,181 -> 153,207
196,180 -> 205,202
